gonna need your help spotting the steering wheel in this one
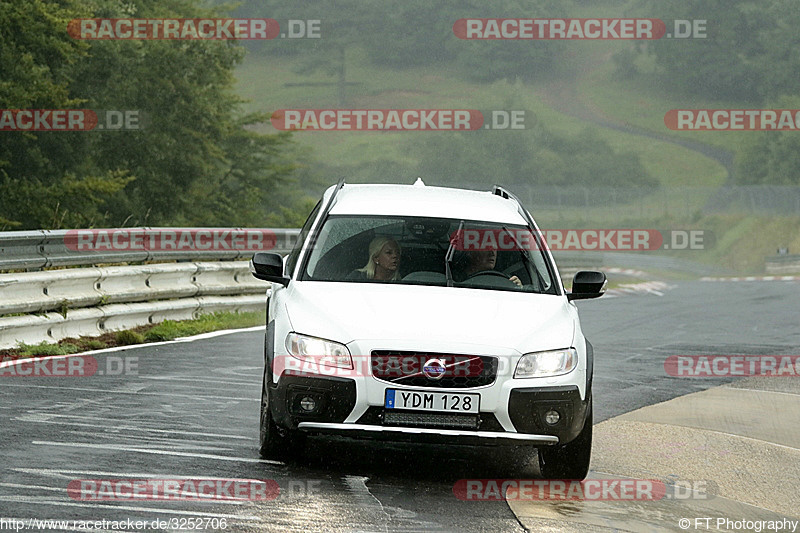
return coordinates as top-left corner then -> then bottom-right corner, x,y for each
466,269 -> 510,280
464,270 -> 518,288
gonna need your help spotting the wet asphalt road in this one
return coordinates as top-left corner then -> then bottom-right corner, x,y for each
1,280 -> 798,532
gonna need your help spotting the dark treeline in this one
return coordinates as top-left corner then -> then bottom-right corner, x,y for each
0,0 -> 304,230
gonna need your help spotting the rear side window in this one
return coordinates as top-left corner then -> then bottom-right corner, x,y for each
285,200 -> 321,277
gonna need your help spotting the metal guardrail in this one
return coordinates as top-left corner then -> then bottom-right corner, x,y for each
0,261 -> 271,349
0,228 -> 301,349
0,262 -> 266,315
0,293 -> 266,349
765,254 -> 800,274
0,228 -> 300,271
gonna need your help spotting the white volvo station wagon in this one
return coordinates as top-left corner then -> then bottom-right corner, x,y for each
251,180 -> 605,479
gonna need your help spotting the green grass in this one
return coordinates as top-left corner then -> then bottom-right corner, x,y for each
698,215 -> 800,273
544,211 -> 800,276
581,59 -> 747,154
234,52 -> 726,188
143,311 -> 264,342
115,329 -> 144,345
14,342 -> 81,357
2,311 -> 265,358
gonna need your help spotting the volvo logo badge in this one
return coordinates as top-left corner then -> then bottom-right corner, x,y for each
422,358 -> 446,380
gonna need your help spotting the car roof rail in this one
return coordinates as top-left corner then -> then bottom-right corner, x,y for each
492,184 -> 521,204
492,184 -> 532,225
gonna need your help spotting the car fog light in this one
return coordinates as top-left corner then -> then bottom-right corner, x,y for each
544,410 -> 560,425
299,396 -> 317,412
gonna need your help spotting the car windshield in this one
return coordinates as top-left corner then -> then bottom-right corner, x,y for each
300,215 -> 557,294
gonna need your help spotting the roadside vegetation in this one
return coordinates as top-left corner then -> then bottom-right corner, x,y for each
0,311 -> 265,359
2,0 -> 797,274
0,0 -> 304,230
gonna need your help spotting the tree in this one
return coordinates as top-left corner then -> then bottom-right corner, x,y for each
639,0 -> 788,102
0,0 -> 300,229
737,96 -> 800,186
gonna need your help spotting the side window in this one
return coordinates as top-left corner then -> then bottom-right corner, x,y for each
285,200 -> 321,277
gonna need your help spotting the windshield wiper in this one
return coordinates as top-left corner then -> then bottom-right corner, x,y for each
444,220 -> 464,287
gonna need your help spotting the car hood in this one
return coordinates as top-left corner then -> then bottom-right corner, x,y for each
283,282 -> 575,353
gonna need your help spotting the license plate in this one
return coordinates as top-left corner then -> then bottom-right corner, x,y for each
384,389 -> 479,414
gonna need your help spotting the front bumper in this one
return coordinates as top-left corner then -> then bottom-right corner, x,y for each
269,374 -> 357,429
270,370 -> 589,446
508,385 -> 590,444
297,422 -> 559,445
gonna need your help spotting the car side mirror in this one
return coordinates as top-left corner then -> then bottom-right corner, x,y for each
250,252 -> 290,286
567,270 -> 606,301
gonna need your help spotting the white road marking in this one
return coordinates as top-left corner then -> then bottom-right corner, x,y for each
14,416 -> 251,439
0,496 -> 258,519
0,482 -> 249,505
49,431 -> 239,452
32,441 -> 282,464
701,276 -> 800,282
1,383 -> 256,402
724,387 -> 800,398
139,376 -> 255,386
11,468 -> 279,481
0,326 -> 264,370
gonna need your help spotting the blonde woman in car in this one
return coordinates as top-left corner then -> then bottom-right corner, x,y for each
347,237 -> 401,281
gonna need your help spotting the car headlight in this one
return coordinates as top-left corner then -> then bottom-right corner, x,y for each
514,348 -> 578,378
285,333 -> 353,369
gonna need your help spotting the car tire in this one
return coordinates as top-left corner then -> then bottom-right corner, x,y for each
259,369 -> 306,460
259,382 -> 287,459
537,396 -> 592,480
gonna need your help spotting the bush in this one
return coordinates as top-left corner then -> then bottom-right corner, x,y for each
17,342 -> 80,356
85,339 -> 107,350
115,330 -> 145,346
144,321 -> 182,342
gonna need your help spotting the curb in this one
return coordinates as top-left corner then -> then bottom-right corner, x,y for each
701,276 -> 800,282
0,325 -> 264,368
508,377 -> 800,530
603,281 -> 674,298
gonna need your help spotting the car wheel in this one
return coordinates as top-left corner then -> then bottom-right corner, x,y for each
537,396 -> 592,480
259,370 -> 306,460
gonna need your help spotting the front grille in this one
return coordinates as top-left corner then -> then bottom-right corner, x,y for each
383,411 -> 479,429
371,351 -> 497,388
